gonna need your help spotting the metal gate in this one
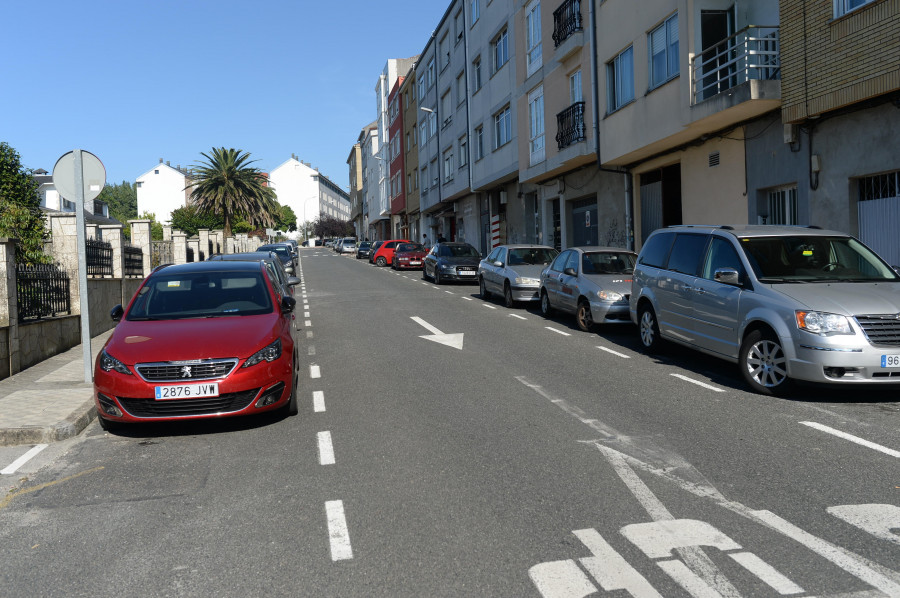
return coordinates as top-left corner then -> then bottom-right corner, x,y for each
640,181 -> 663,242
858,196 -> 900,266
151,240 -> 174,269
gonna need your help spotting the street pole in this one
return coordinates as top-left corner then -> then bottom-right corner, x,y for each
73,150 -> 92,383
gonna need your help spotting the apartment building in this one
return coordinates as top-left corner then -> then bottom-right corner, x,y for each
401,68 -> 422,241
269,156 -> 351,235
347,139 -> 364,239
362,122 -> 381,241
388,77 -> 407,239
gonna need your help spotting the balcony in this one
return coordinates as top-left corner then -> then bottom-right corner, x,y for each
556,101 -> 586,150
692,26 -> 780,105
552,0 -> 582,47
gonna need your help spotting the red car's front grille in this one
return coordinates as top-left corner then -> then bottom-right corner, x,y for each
117,388 -> 260,418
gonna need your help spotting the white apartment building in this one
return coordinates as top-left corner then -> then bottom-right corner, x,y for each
136,160 -> 192,224
269,156 -> 351,237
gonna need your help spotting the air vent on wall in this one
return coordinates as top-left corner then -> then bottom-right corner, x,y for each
708,151 -> 720,167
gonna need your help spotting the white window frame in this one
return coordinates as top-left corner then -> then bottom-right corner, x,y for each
569,69 -> 583,104
459,135 -> 468,167
649,13 -> 679,89
765,186 -> 798,225
834,0 -> 876,16
493,28 -> 509,73
494,106 -> 512,149
443,149 -> 454,182
528,86 -> 545,165
607,46 -> 634,113
427,58 -> 436,88
457,72 -> 466,105
473,56 -> 483,92
440,33 -> 450,71
474,126 -> 484,161
525,0 -> 542,77
471,0 -> 480,24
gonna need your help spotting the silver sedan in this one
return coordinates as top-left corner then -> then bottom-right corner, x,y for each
478,244 -> 559,307
540,247 -> 637,331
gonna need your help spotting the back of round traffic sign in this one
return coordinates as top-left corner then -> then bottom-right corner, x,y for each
52,150 -> 106,203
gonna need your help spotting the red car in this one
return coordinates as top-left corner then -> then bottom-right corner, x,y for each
391,242 -> 427,270
370,239 -> 410,267
94,260 -> 299,431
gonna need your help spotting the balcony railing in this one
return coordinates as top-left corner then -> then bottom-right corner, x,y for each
556,101 -> 586,150
692,25 -> 780,104
552,0 -> 582,47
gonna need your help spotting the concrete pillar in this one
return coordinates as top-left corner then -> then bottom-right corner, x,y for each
0,238 -> 20,376
100,225 -> 124,278
213,230 -> 224,255
225,236 -> 235,254
129,219 -> 152,277
559,191 -> 569,251
187,238 -> 200,263
162,225 -> 173,241
85,223 -> 99,240
198,229 -> 211,259
172,232 -> 187,264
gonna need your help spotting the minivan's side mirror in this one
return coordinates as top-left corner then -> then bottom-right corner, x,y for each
110,304 -> 124,321
714,268 -> 741,286
286,276 -> 301,286
564,267 -> 577,276
281,296 -> 297,313
493,260 -> 504,267
285,265 -> 295,275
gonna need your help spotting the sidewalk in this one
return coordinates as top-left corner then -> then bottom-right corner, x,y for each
0,330 -> 112,446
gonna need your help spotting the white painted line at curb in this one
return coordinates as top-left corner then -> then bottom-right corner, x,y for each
483,304 -> 497,310
463,297 -> 473,301
317,431 -> 335,465
310,365 -> 321,379
305,320 -> 312,327
670,373 -> 725,392
313,391 -> 326,413
597,345 -> 630,358
1,444 -> 48,475
800,421 -> 900,458
325,500 -> 353,561
545,327 -> 571,336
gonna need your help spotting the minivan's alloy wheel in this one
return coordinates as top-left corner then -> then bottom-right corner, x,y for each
376,256 -> 387,267
540,290 -> 552,315
503,282 -> 514,308
576,300 -> 593,332
434,269 -> 442,285
479,276 -> 489,298
638,304 -> 663,352
740,329 -> 791,396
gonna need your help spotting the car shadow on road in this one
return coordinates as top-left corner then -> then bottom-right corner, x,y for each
100,411 -> 289,439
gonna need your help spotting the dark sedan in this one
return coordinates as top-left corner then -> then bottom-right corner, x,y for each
256,244 -> 295,273
423,242 -> 481,284
356,241 -> 372,259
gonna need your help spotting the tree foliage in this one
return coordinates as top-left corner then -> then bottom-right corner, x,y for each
312,215 -> 354,239
275,204 -> 297,232
96,180 -> 137,224
0,142 -> 50,264
171,205 -> 224,237
187,147 -> 278,237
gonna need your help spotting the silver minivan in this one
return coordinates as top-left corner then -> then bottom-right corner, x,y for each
630,225 -> 900,395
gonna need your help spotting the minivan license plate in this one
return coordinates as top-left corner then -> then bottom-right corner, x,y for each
155,383 -> 219,400
881,355 -> 900,368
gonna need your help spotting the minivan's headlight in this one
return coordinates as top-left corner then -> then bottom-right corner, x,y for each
597,290 -> 624,302
243,338 -> 282,368
99,350 -> 132,375
795,311 -> 854,335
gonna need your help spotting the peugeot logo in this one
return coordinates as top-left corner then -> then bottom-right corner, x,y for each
181,366 -> 192,378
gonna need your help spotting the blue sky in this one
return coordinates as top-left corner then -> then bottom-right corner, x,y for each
2,0 -> 448,193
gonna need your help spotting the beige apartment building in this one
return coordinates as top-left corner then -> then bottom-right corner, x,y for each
401,67 -> 422,241
347,140 -> 364,240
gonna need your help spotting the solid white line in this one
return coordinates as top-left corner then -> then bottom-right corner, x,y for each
310,365 -> 321,379
670,374 -> 725,393
325,500 -> 353,561
313,390 -> 326,413
509,314 -> 526,320
800,421 -> 900,458
728,552 -> 804,595
545,327 -> 571,336
317,431 -> 335,465
410,316 -> 443,335
597,345 -> 630,358
1,444 -> 48,475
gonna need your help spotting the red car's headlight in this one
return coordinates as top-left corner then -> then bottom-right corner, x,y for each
243,338 -> 282,368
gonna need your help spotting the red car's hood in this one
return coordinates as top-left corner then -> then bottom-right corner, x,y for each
107,315 -> 280,365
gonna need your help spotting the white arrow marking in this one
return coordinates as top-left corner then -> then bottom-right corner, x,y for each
411,316 -> 464,350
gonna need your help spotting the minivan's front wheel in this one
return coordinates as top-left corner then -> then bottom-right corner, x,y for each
740,329 -> 791,396
638,304 -> 663,353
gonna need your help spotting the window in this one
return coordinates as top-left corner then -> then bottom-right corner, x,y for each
418,77 -> 426,102
835,0 -> 876,16
472,56 -> 483,92
427,58 -> 436,88
474,126 -> 484,160
667,234 -> 709,275
766,186 -> 798,225
430,159 -> 439,187
459,135 -> 468,167
570,70 -> 583,104
441,91 -> 452,127
493,28 -> 509,72
528,86 -> 545,164
494,106 -> 512,149
455,10 -> 464,40
701,238 -> 745,281
525,0 -> 542,76
649,13 -> 679,89
859,171 -> 899,201
457,72 -> 466,105
607,46 -> 634,112
439,33 -> 450,71
406,132 -> 410,152
443,149 -> 454,182
419,121 -> 428,146
471,0 -> 479,24
428,111 -> 438,137
639,232 -> 675,268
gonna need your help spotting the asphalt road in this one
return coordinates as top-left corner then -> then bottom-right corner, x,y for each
1,248 -> 898,597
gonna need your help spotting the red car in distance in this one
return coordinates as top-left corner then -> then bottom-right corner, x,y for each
370,239 -> 410,267
93,260 -> 299,431
391,242 -> 427,270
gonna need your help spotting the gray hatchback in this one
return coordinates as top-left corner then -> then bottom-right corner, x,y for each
630,225 -> 900,394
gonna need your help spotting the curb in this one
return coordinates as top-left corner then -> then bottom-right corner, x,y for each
0,399 -> 97,447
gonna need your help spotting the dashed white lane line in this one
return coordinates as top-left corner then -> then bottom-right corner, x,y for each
509,314 -> 526,320
444,290 -> 454,294
306,331 -> 314,339
462,297 -> 473,301
325,500 -> 353,561
1,444 -> 48,475
317,431 -> 335,465
310,365 -> 321,379
304,311 -> 311,318
313,391 -> 326,413
308,346 -> 316,356
305,320 -> 312,327
800,421 -> 900,458
483,304 -> 497,310
545,327 -> 571,336
597,345 -> 630,358
670,373 -> 725,393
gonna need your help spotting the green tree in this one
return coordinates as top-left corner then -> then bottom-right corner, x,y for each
170,204 -> 224,237
312,215 -> 354,239
187,147 -> 278,237
275,204 -> 297,232
0,142 -> 49,264
96,180 -> 137,224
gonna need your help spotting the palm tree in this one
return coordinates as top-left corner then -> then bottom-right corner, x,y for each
187,147 -> 278,237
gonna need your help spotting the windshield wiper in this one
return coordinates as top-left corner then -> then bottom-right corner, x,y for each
127,316 -> 159,321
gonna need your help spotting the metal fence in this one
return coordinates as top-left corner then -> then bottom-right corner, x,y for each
123,244 -> 144,277
151,240 -> 173,269
86,238 -> 113,277
16,263 -> 72,321
186,246 -> 195,263
691,26 -> 780,104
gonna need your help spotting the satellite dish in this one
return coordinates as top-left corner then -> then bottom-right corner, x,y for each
52,150 -> 106,202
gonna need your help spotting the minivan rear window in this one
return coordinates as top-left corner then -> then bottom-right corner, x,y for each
638,232 -> 675,268
667,234 -> 710,275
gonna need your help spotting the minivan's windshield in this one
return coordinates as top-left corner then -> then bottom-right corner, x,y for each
127,271 -> 273,320
739,235 -> 899,282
